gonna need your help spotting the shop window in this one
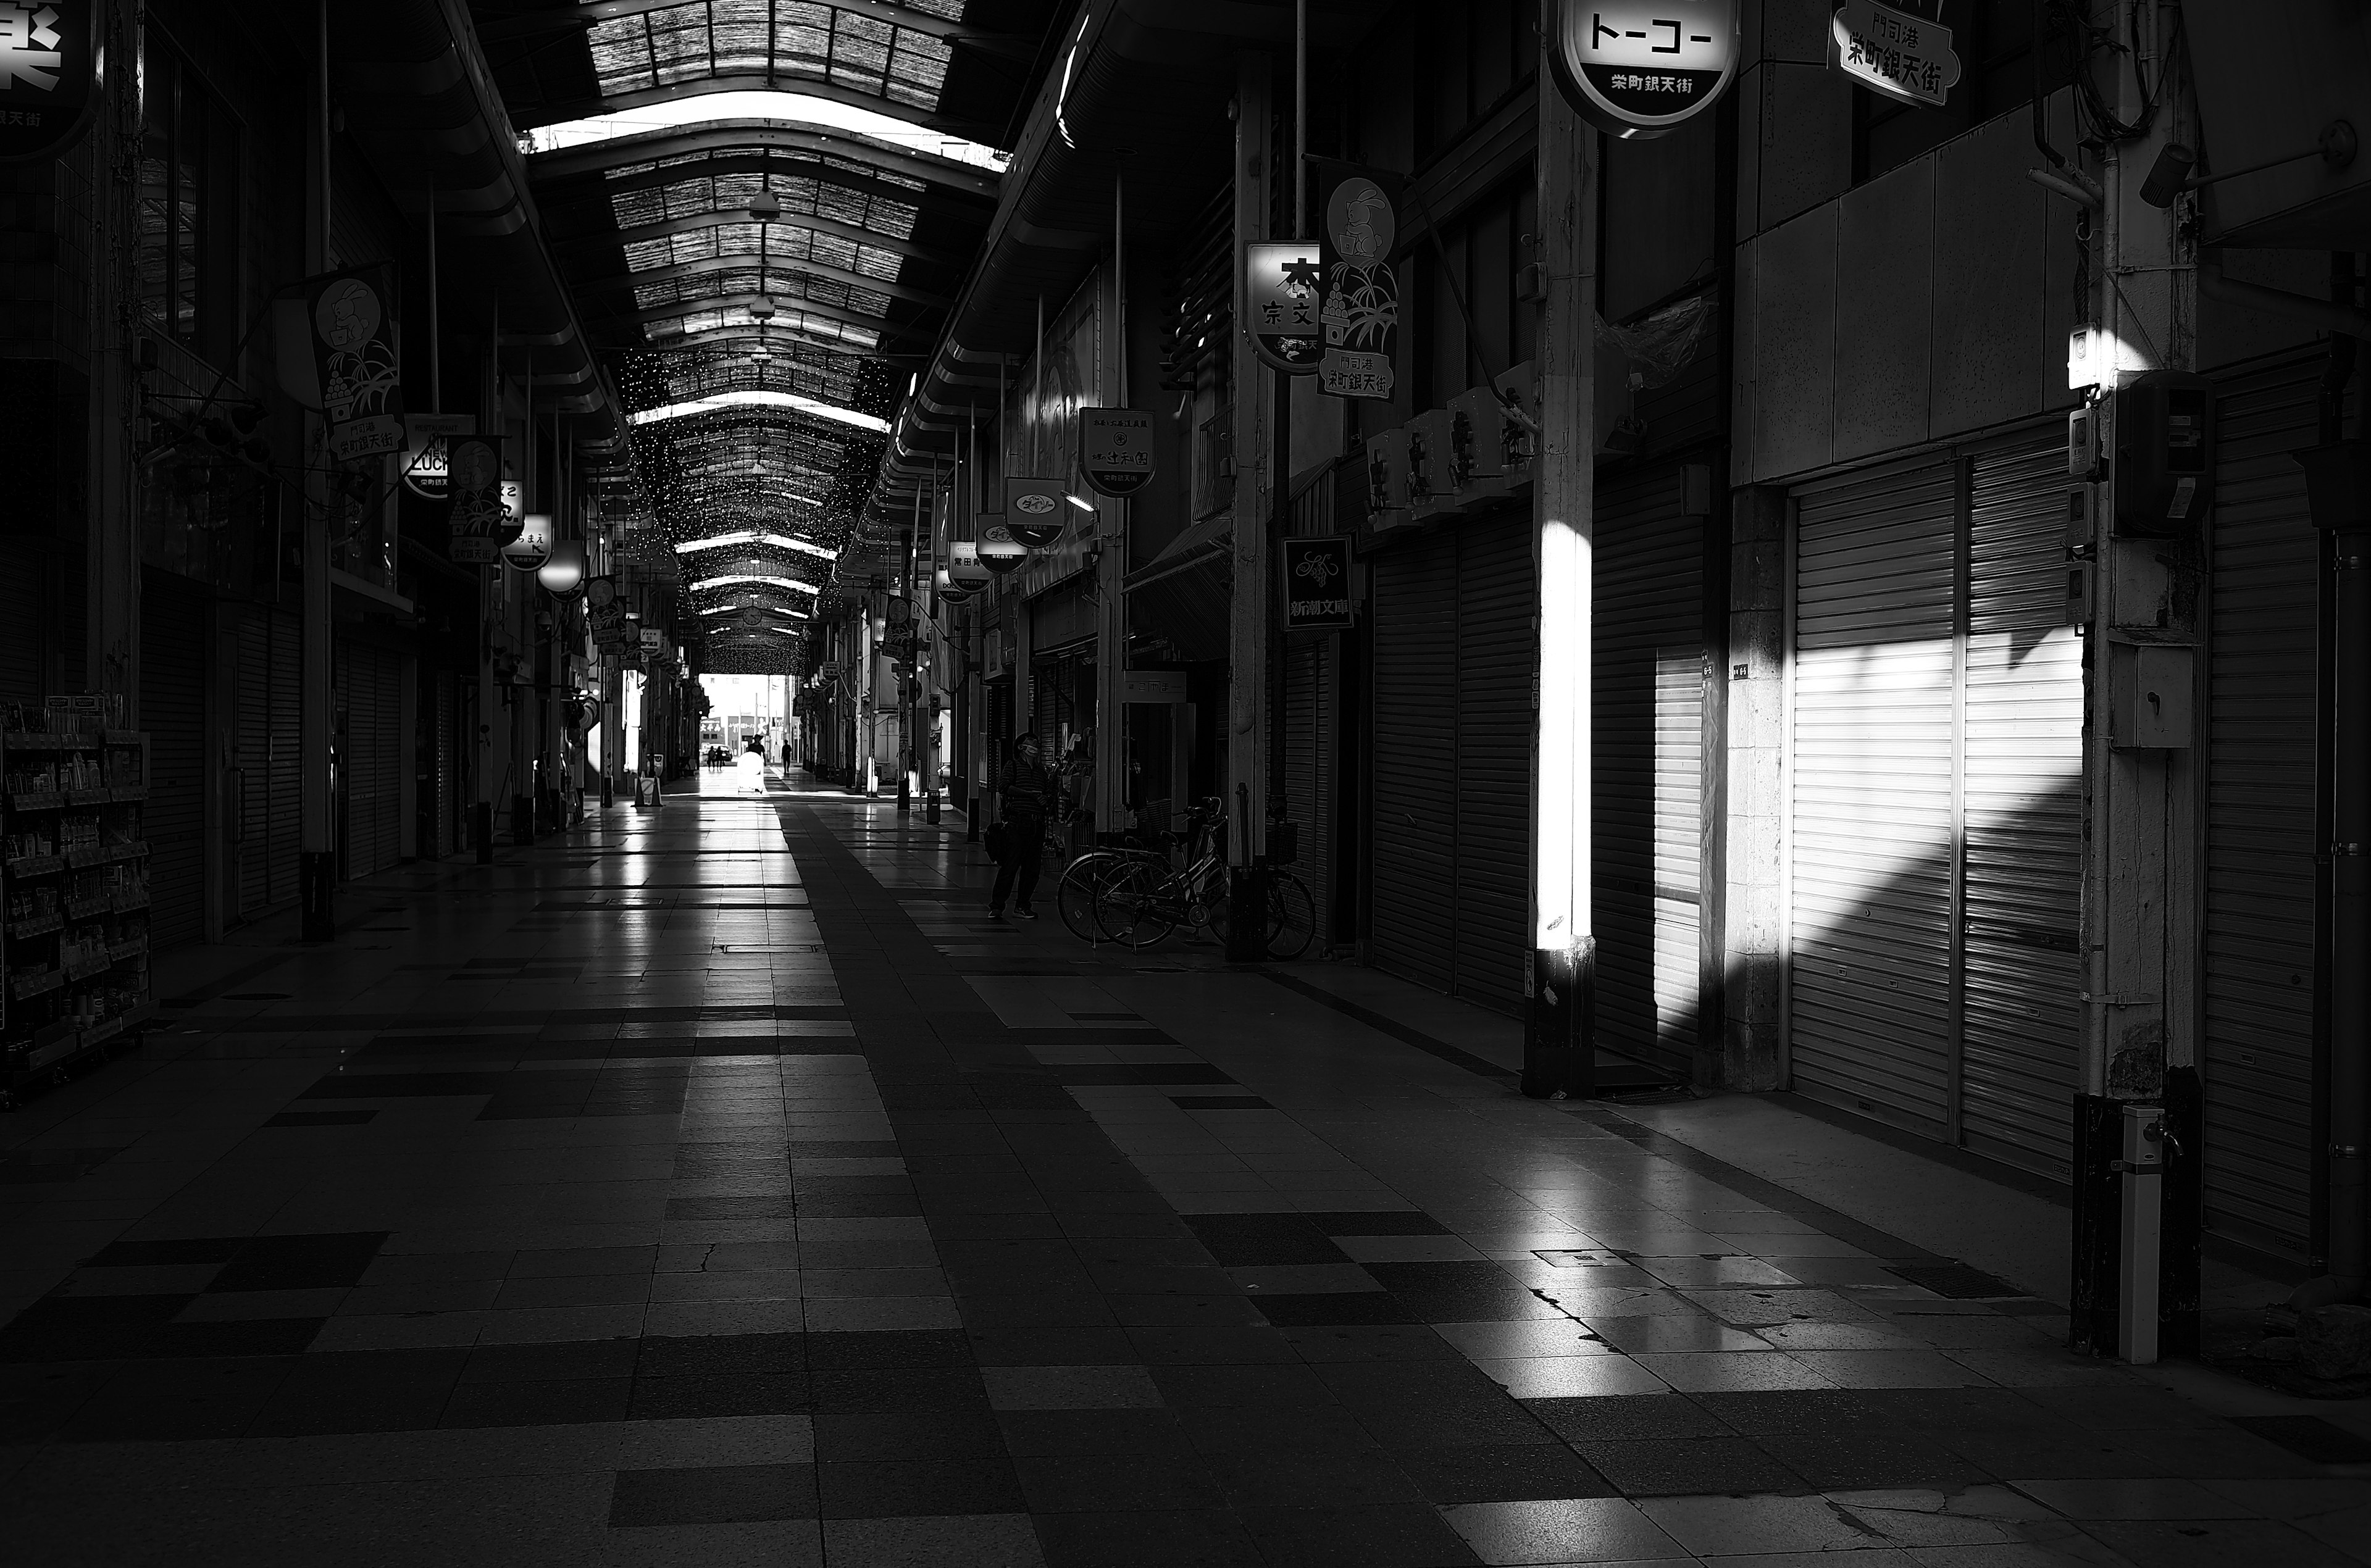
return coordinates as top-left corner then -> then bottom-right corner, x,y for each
137,34 -> 238,362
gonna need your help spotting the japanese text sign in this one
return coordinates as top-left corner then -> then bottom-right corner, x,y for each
0,1 -> 96,162
1077,408 -> 1155,498
445,436 -> 507,564
1550,0 -> 1741,138
1310,160 -> 1401,402
1003,478 -> 1070,549
1829,0 -> 1960,109
501,510 -> 552,573
306,266 -> 404,462
1281,536 -> 1356,633
1243,242 -> 1324,375
401,413 -> 475,501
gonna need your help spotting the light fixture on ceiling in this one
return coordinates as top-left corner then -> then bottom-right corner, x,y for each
537,540 -> 588,598
749,297 -> 776,323
749,191 -> 782,222
673,532 -> 836,559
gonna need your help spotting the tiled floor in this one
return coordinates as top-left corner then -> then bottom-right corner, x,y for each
2,757 -> 2367,1565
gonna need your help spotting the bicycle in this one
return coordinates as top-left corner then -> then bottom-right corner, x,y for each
1053,804 -> 1208,944
1092,801 -> 1316,959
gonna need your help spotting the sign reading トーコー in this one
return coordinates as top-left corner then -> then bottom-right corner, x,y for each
1077,408 -> 1154,498
1828,0 -> 1960,109
306,267 -> 405,461
1549,0 -> 1741,139
1310,160 -> 1402,402
1280,535 -> 1355,633
1243,242 -> 1324,375
0,2 -> 98,162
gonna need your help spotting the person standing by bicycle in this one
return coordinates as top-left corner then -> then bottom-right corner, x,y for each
989,732 -> 1052,920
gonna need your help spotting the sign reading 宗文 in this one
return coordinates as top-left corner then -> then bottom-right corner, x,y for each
1549,0 -> 1741,138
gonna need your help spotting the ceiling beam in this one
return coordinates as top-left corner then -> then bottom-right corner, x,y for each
556,206 -> 961,269
593,289 -> 931,344
532,121 -> 1000,200
627,321 -> 926,360
574,252 -> 953,311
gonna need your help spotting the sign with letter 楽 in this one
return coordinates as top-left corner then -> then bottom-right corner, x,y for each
0,1 -> 98,162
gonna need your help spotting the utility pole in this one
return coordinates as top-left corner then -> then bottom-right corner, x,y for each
300,0 -> 337,938
2068,0 -> 2201,1363
1522,2 -> 1599,1096
1224,51 -> 1274,960
1094,176 -> 1130,846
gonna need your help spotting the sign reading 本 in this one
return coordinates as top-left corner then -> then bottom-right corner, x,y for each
401,413 -> 475,501
1310,161 -> 1402,402
1828,0 -> 1960,109
306,266 -> 405,461
1077,408 -> 1155,498
445,436 -> 506,564
0,1 -> 98,163
1003,478 -> 1069,549
1243,242 -> 1325,375
1550,0 -> 1741,139
1280,535 -> 1356,633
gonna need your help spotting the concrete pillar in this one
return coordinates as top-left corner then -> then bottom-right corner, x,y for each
1718,486 -> 1788,1091
1224,50 -> 1274,956
299,0 -> 336,938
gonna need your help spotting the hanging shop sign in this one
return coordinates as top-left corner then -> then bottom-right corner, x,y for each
1242,241 -> 1325,375
446,436 -> 507,564
1280,535 -> 1356,633
400,413 -> 475,501
589,585 -> 630,650
977,519 -> 1030,574
1077,408 -> 1155,498
0,1 -> 99,163
1310,160 -> 1402,402
1549,0 -> 1742,138
1004,478 -> 1071,549
305,266 -> 405,461
934,567 -> 979,603
947,540 -> 991,590
501,510 -> 553,572
1828,0 -> 1960,109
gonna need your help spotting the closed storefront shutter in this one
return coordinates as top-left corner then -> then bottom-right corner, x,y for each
1593,468 -> 1703,1074
139,573 -> 207,951
1368,529 -> 1458,993
1791,458 -> 1961,1135
1452,510 -> 1535,1010
234,607 -> 301,917
0,541 -> 45,706
1282,636 -> 1336,948
433,671 -> 456,859
2203,354 -> 2325,1265
1959,438 -> 2084,1175
1789,430 -> 2083,1177
339,641 -> 402,880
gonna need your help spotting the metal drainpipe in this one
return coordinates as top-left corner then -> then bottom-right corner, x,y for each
2311,254 -> 2367,1309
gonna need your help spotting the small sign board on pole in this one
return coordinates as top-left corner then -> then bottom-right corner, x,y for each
0,1 -> 99,163
306,266 -> 406,461
502,511 -> 553,572
1077,409 -> 1155,498
1243,243 -> 1325,375
446,436 -> 507,563
1828,0 -> 1961,109
401,414 -> 475,501
1280,535 -> 1356,633
1310,161 -> 1402,402
1003,478 -> 1070,549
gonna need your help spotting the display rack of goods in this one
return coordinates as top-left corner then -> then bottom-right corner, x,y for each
0,696 -> 155,1107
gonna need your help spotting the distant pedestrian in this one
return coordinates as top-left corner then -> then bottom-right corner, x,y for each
989,733 -> 1050,920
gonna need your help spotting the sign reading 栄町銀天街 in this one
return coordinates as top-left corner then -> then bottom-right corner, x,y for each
1828,0 -> 1962,109
1549,0 -> 1741,138
0,2 -> 98,162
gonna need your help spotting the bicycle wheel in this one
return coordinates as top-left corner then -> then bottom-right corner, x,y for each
1263,871 -> 1316,960
1056,852 -> 1131,943
1094,860 -> 1177,948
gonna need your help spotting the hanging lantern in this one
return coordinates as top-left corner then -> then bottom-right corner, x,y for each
537,540 -> 587,596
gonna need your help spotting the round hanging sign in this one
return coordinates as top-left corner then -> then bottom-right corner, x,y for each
977,521 -> 1029,575
1549,0 -> 1741,140
501,511 -> 553,572
0,2 -> 100,164
1004,477 -> 1069,549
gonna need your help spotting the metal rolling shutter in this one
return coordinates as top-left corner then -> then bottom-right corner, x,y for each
1592,469 -> 1703,1073
1368,530 -> 1458,992
1959,436 -> 2084,1176
233,609 -> 301,915
267,612 -> 300,905
140,576 -> 207,951
340,643 -> 401,879
1282,636 -> 1336,948
2203,355 -> 2325,1264
433,671 -> 455,859
1453,510 -> 1536,1011
1790,458 -> 1960,1134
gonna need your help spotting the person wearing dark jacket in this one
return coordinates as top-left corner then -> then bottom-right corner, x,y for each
990,733 -> 1052,919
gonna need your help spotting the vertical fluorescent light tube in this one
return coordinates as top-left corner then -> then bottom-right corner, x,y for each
1534,517 -> 1589,951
